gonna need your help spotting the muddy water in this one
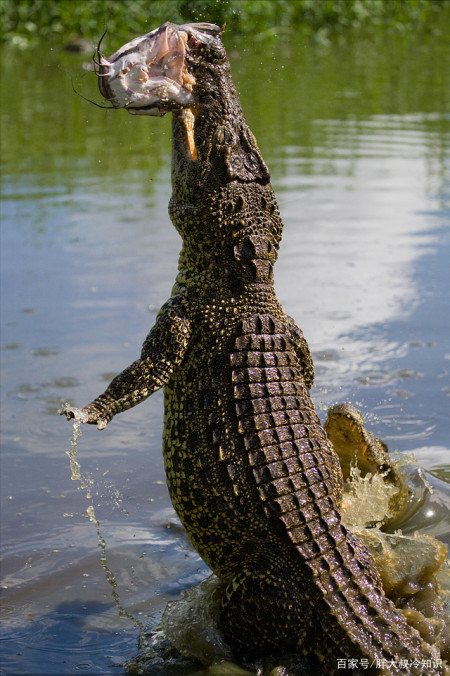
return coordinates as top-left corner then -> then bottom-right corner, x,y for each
1,21 -> 449,675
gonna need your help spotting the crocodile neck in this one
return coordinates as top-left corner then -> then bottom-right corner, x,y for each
168,46 -> 282,301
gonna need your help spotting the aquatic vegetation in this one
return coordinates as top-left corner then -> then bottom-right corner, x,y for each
1,0 -> 448,46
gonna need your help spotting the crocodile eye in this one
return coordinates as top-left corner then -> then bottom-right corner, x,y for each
213,125 -> 234,145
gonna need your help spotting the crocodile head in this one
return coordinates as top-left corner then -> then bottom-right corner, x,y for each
96,22 -> 217,117
96,22 -> 269,185
97,22 -> 278,289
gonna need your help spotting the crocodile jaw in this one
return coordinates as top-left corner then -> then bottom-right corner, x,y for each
97,23 -> 194,116
96,22 -> 220,117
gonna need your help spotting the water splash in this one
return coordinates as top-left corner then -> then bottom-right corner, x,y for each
62,405 -> 151,656
85,504 -> 150,653
65,409 -> 93,497
341,465 -> 399,529
64,406 -> 128,514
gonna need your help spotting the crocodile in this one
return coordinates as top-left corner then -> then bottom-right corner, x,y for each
62,22 -> 443,674
324,403 -> 410,528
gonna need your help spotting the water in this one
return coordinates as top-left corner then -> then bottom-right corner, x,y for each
1,21 -> 450,675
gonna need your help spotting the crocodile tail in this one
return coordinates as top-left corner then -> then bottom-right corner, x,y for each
231,314 -> 441,674
258,448 -> 441,674
310,532 -> 440,673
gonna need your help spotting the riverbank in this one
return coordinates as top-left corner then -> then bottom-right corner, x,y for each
1,0 -> 448,48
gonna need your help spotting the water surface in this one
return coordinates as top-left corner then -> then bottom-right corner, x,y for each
1,23 -> 449,675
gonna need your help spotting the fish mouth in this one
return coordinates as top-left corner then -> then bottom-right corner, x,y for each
96,22 -> 219,117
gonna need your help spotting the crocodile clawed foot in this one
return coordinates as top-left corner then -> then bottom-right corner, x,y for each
59,404 -> 107,429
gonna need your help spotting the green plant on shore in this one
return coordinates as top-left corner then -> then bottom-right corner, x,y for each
0,0 -> 447,47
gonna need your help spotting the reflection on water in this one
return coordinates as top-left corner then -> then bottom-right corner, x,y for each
278,114 -> 449,394
1,21 -> 449,676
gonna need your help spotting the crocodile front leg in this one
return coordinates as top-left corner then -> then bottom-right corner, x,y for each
62,295 -> 191,428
